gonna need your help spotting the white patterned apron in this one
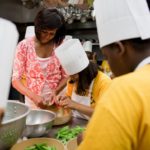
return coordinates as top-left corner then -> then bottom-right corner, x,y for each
71,80 -> 94,120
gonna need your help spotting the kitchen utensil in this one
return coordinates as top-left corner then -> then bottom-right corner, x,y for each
80,16 -> 87,23
76,13 -> 81,20
23,109 -> 56,138
67,18 -> 74,24
42,105 -> 72,126
11,138 -> 65,150
53,107 -> 72,125
0,101 -> 30,150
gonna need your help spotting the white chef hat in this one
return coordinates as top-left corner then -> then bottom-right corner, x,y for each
63,35 -> 73,42
83,41 -> 92,52
0,18 -> 18,108
25,26 -> 35,38
55,39 -> 89,75
94,0 -> 150,48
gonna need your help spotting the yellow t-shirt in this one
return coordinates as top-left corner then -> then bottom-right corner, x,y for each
78,65 -> 150,150
66,71 -> 111,108
101,60 -> 111,73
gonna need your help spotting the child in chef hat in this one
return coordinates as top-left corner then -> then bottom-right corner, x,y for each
82,41 -> 96,63
55,39 -> 111,120
78,0 -> 150,149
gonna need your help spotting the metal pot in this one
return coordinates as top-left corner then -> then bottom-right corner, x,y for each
22,109 -> 56,138
0,101 -> 30,150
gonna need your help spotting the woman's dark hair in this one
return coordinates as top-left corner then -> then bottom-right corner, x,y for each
76,61 -> 99,96
34,8 -> 66,45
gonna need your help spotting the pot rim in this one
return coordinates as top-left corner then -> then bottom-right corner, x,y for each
1,100 -> 30,125
26,109 -> 56,126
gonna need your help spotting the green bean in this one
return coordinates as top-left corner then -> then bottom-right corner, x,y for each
55,126 -> 85,144
24,143 -> 57,150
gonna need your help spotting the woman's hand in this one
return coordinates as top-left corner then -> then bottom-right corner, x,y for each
56,95 -> 77,109
30,94 -> 44,106
42,91 -> 57,106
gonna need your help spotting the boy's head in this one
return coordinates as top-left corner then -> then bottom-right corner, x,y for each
94,0 -> 150,76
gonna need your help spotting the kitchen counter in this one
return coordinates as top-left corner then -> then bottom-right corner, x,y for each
11,117 -> 87,149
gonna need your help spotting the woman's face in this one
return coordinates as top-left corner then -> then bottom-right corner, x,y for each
40,28 -> 57,44
70,74 -> 79,82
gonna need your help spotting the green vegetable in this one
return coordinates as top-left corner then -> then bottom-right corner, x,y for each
24,143 -> 57,150
55,126 -> 85,144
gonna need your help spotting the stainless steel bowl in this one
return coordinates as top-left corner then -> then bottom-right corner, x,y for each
23,109 -> 56,138
0,100 -> 30,150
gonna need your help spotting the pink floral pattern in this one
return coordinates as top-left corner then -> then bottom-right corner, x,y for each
12,37 -> 67,95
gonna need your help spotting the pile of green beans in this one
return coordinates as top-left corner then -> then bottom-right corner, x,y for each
24,143 -> 57,150
55,126 -> 85,144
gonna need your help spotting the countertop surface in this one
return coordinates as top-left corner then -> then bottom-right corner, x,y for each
11,117 -> 87,149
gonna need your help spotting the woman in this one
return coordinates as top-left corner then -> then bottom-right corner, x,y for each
55,39 -> 111,120
12,8 -> 68,109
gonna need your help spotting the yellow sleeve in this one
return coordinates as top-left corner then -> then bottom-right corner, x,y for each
65,81 -> 74,97
101,60 -> 111,72
78,78 -> 142,150
21,74 -> 26,86
91,71 -> 111,107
